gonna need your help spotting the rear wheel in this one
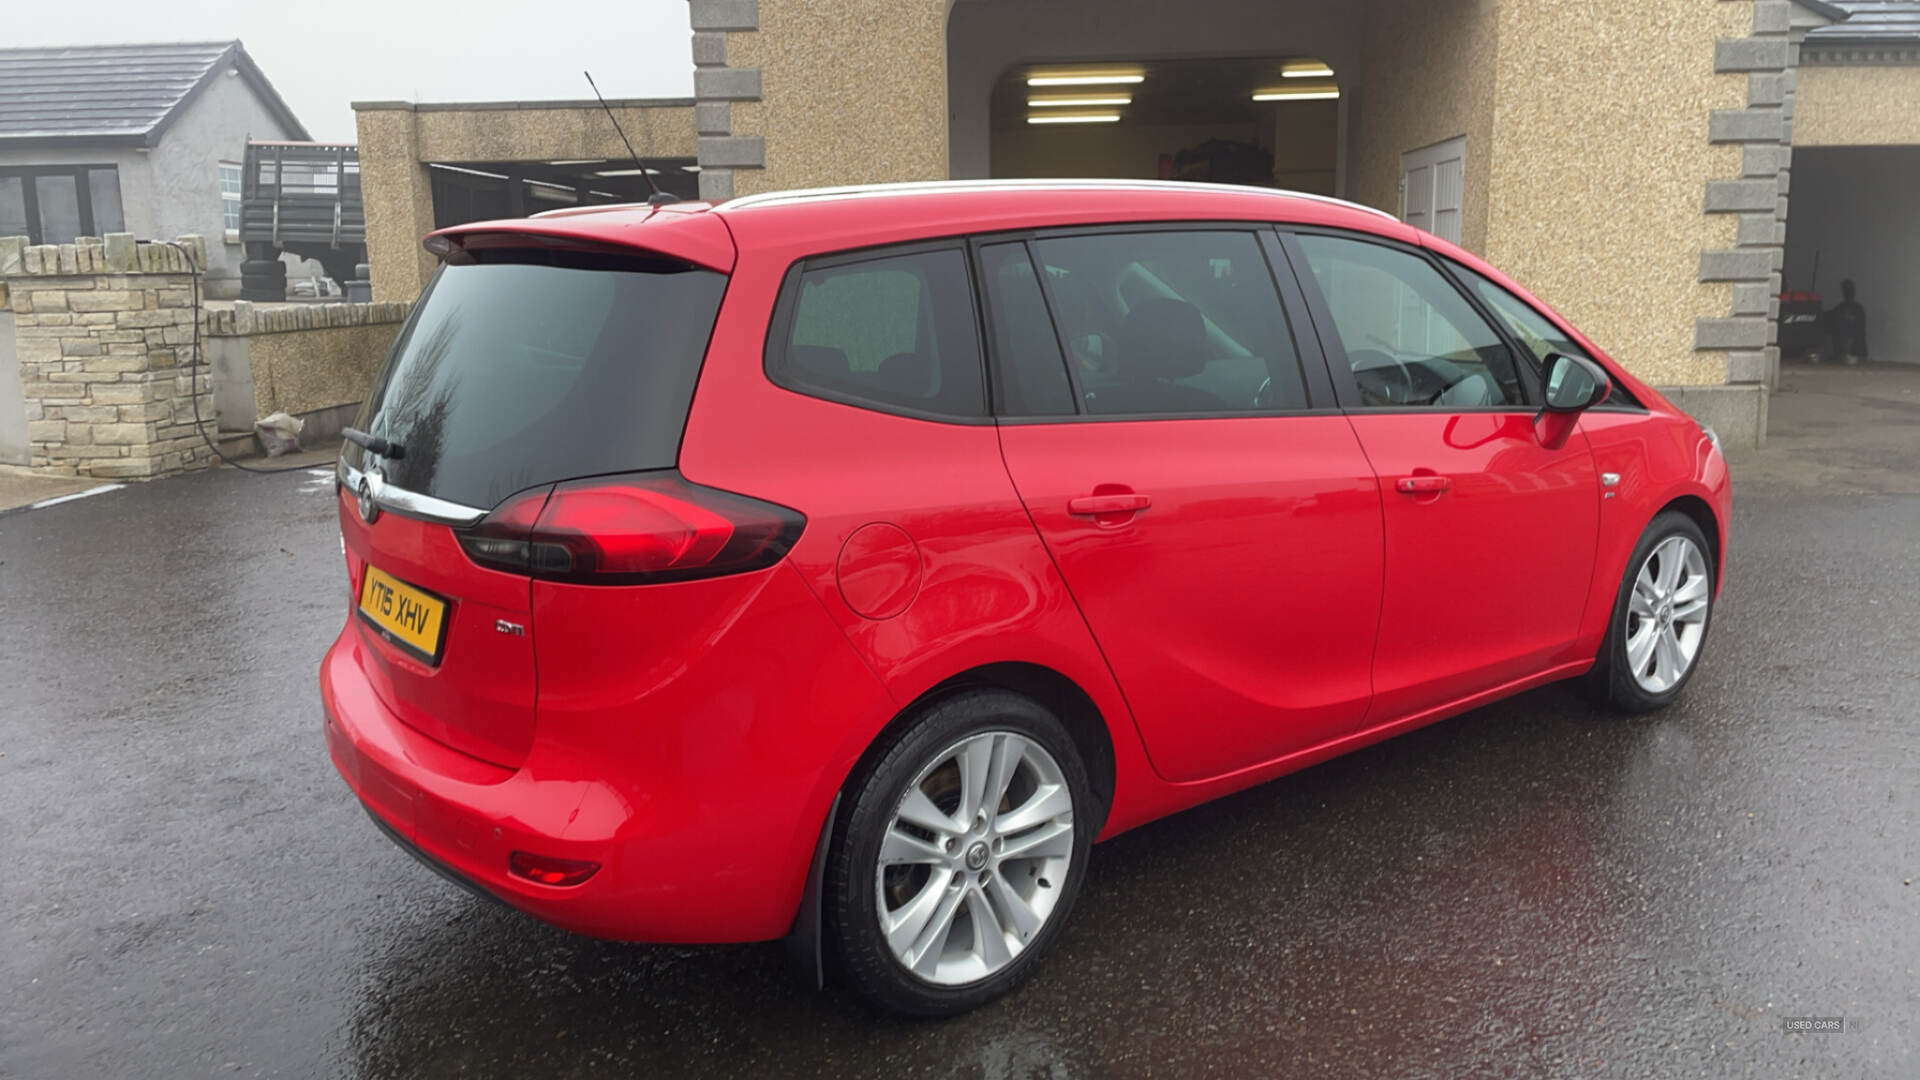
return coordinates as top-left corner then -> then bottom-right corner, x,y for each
826,689 -> 1091,1017
1591,511 -> 1715,712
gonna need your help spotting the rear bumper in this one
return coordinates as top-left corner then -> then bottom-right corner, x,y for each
321,561 -> 898,943
322,636 -> 637,937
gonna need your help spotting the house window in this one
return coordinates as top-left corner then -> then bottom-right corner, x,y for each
0,165 -> 125,245
220,162 -> 242,241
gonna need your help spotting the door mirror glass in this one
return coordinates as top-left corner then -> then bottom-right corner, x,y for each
1542,353 -> 1610,412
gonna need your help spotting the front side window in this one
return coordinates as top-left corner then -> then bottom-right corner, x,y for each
219,163 -> 243,238
1294,234 -> 1523,409
1026,230 -> 1307,416
1449,261 -> 1587,368
773,248 -> 985,419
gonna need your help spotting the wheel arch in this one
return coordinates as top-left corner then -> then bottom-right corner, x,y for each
783,660 -> 1120,987
1658,493 -> 1723,594
879,661 -> 1121,826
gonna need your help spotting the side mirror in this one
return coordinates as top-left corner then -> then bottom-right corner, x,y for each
1541,353 -> 1612,412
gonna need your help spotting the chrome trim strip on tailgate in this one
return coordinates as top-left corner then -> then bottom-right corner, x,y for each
337,458 -> 487,527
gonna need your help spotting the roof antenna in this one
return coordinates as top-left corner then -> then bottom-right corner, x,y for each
585,70 -> 676,205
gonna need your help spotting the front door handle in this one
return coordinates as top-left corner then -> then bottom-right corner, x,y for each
1394,475 -> 1453,496
1067,493 -> 1152,515
1067,490 -> 1151,527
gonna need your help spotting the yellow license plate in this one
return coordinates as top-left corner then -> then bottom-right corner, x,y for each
357,565 -> 449,665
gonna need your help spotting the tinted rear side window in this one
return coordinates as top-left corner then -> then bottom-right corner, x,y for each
769,248 -> 986,419
348,250 -> 728,510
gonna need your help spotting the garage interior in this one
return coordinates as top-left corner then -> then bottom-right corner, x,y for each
426,157 -> 699,229
946,0 -> 1489,250
984,56 -> 1340,196
1782,146 -> 1920,366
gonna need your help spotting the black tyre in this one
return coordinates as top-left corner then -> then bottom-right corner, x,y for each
826,688 -> 1092,1017
1589,510 -> 1716,712
238,258 -> 286,276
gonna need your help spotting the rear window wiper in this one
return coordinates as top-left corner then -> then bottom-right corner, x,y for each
343,427 -> 405,459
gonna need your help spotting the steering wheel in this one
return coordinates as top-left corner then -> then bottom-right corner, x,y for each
1348,348 -> 1421,406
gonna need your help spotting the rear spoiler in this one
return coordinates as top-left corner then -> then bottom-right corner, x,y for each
425,207 -> 735,273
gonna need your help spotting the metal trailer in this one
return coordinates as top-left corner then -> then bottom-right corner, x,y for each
239,141 -> 367,301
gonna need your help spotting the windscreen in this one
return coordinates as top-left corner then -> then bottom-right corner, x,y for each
346,248 -> 728,510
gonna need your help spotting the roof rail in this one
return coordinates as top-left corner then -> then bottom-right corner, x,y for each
717,178 -> 1399,223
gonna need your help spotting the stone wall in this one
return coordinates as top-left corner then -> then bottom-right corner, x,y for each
1,233 -> 216,479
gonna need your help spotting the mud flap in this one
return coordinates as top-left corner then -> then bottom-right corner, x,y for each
783,792 -> 840,990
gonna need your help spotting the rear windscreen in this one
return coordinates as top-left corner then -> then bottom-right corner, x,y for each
346,249 -> 728,510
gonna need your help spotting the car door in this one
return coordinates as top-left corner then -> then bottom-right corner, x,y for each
1279,229 -> 1600,722
983,228 -> 1384,784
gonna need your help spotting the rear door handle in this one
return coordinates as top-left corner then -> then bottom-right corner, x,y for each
1394,475 -> 1453,495
1067,493 -> 1152,516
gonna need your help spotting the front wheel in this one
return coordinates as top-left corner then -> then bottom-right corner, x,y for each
825,689 -> 1092,1017
1591,511 -> 1716,712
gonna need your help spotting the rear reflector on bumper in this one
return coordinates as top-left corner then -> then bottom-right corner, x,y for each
508,851 -> 601,887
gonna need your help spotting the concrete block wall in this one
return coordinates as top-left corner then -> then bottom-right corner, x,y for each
0,233 -> 217,479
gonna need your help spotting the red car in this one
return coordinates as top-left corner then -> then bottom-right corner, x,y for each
323,180 -> 1729,1016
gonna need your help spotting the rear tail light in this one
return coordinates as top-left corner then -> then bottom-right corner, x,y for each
508,851 -> 600,887
456,471 -> 805,585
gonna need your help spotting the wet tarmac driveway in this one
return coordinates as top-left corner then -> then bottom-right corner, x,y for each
1,445 -> 1914,1078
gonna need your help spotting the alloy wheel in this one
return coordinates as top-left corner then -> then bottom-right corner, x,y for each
875,730 -> 1075,986
1624,534 -> 1710,694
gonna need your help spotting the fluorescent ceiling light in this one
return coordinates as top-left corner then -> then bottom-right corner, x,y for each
1028,94 -> 1133,107
593,168 -> 659,176
1027,72 -> 1145,87
1281,60 -> 1335,78
681,165 -> 701,172
1027,112 -> 1123,124
1253,85 -> 1341,101
547,159 -> 604,165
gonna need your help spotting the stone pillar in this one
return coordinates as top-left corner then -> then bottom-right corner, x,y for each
2,233 -> 217,479
1699,1 -> 1798,418
689,0 -> 765,200
355,103 -> 439,303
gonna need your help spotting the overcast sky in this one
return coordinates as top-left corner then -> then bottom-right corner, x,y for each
13,0 -> 696,142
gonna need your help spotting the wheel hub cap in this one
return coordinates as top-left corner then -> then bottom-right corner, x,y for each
875,730 -> 1076,987
1625,534 -> 1710,694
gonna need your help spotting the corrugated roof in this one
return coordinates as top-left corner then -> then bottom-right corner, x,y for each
0,41 -> 309,147
1810,1 -> 1920,43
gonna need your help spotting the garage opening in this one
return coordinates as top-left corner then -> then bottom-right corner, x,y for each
426,158 -> 699,229
1782,146 -> 1920,367
948,0 -> 1497,252
984,56 -> 1339,194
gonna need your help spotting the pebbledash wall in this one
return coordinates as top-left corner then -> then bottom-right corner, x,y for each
688,0 -> 1851,447
204,301 -> 408,445
1,232 -> 409,478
